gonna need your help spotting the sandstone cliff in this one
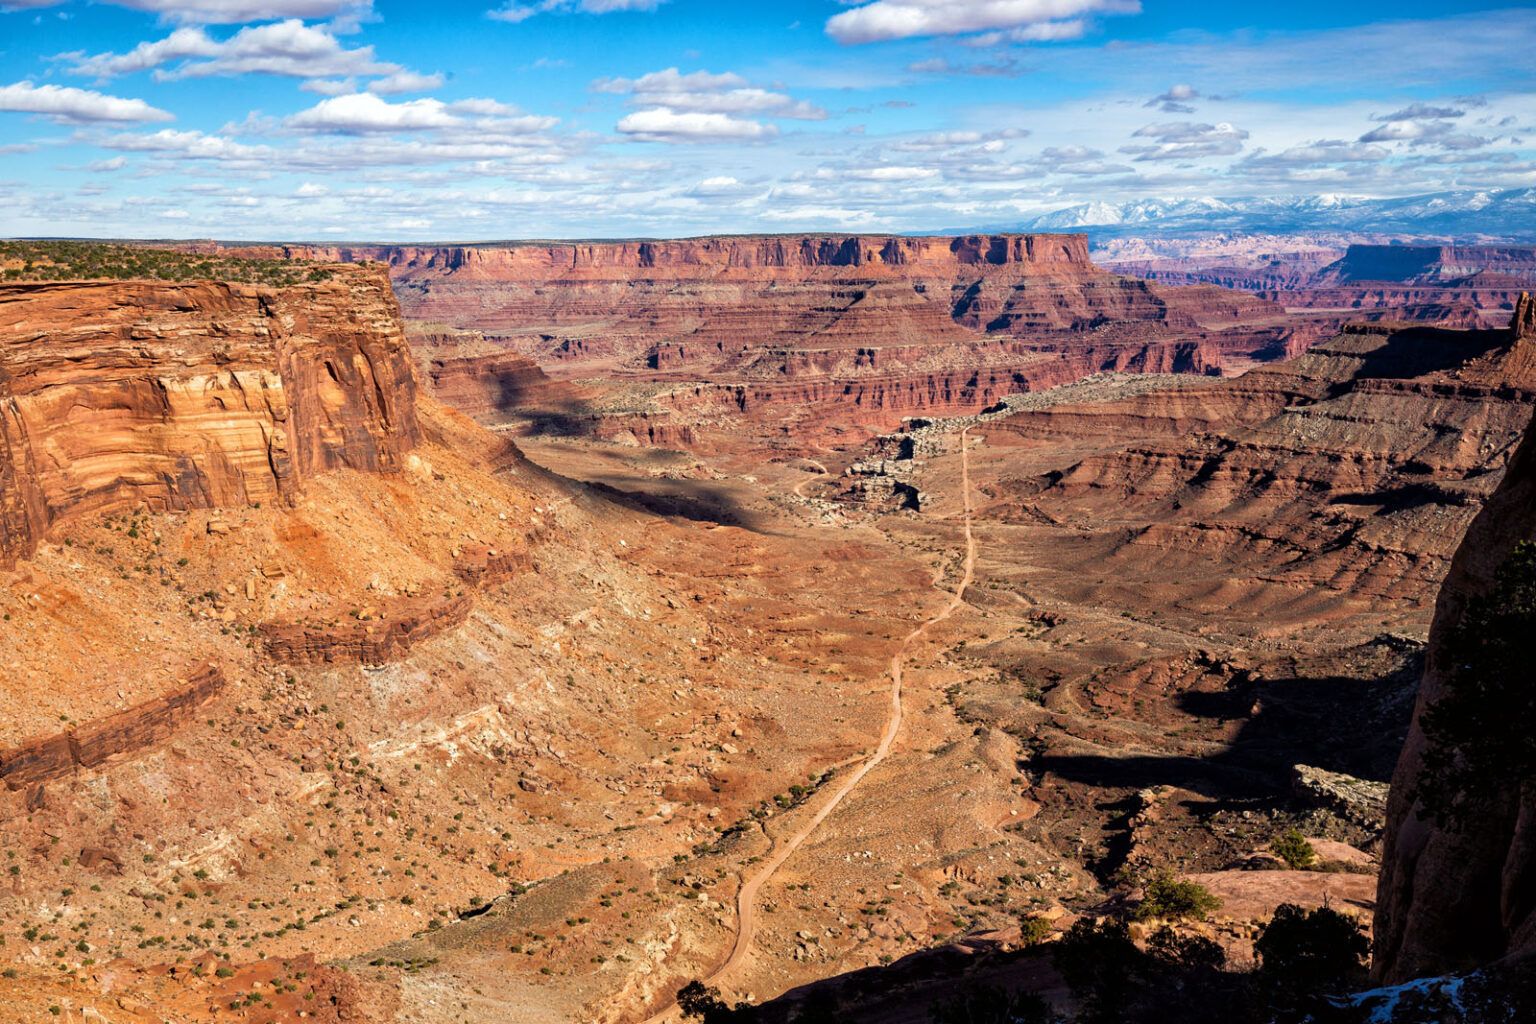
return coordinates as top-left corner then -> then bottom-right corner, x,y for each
0,264 -> 419,568
1374,293 -> 1536,982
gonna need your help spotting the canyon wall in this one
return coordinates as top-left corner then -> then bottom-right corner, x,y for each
0,265 -> 419,568
264,235 -> 1283,367
250,235 -> 1296,447
1374,294 -> 1536,983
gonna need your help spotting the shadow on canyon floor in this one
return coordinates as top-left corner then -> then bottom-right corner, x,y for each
1035,644 -> 1421,807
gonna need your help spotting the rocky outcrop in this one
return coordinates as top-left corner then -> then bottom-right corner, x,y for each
1374,292 -> 1536,983
452,543 -> 531,585
0,665 -> 224,789
1292,764 -> 1390,831
260,592 -> 474,665
0,265 -> 419,568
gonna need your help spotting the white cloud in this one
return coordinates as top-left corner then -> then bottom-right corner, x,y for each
104,128 -> 269,161
367,71 -> 446,95
284,93 -> 556,136
1121,121 -> 1248,161
826,0 -> 1137,44
0,81 -> 173,124
17,0 -> 373,23
287,93 -> 461,132
597,67 -> 827,125
616,108 -> 774,142
487,0 -> 663,23
67,20 -> 397,81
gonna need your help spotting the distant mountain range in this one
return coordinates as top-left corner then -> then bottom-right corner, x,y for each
981,188 -> 1536,241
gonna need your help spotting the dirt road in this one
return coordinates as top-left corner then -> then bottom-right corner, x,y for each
637,429 -> 978,1022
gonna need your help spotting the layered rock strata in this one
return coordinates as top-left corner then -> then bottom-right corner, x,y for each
260,591 -> 474,665
0,265 -> 419,568
0,665 -> 224,789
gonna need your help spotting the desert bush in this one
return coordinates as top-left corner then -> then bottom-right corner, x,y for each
1018,913 -> 1054,947
1270,829 -> 1317,870
1133,872 -> 1222,922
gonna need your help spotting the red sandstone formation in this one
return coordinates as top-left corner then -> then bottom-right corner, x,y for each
983,303 -> 1536,608
0,665 -> 224,789
1374,292 -> 1536,983
260,591 -> 474,665
236,236 -> 1300,445
0,265 -> 419,568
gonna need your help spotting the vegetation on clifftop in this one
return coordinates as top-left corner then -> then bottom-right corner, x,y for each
0,240 -> 335,287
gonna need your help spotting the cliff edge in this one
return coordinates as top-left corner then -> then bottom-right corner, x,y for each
1374,292 -> 1536,982
0,263 -> 419,568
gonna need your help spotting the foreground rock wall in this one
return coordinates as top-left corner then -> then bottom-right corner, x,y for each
1374,296 -> 1536,982
0,265 -> 419,567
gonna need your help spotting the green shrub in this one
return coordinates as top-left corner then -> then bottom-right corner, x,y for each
1270,829 -> 1317,870
1133,872 -> 1222,922
1018,913 -> 1054,947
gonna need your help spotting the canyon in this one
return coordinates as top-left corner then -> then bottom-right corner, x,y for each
0,239 -> 1529,1024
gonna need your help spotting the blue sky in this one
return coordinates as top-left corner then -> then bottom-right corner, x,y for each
1,0 -> 1533,239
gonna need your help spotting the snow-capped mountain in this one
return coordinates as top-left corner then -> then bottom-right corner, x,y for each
1000,188 -> 1536,240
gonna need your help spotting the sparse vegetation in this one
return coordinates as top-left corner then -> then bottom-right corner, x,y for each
1269,829 -> 1317,870
1132,872 -> 1221,922
0,240 -> 336,287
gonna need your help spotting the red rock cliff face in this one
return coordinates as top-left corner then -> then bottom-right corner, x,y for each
1375,293 -> 1536,982
272,235 -> 1280,366
0,265 -> 419,568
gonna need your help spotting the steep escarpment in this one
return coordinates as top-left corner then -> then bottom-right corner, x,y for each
0,265 -> 418,568
1374,293 -> 1536,983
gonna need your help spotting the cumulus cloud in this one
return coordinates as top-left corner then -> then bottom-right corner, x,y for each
1359,119 -> 1490,150
287,93 -> 459,132
1120,121 -> 1248,161
488,0 -> 663,22
595,68 -> 826,120
285,92 -> 555,134
0,81 -> 174,123
15,0 -> 372,23
1145,83 -> 1198,113
367,70 -> 446,95
826,0 -> 1137,44
616,108 -> 774,142
104,127 -> 269,161
66,20 -> 400,82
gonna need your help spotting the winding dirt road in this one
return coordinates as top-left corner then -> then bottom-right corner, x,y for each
638,429 -> 978,1022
